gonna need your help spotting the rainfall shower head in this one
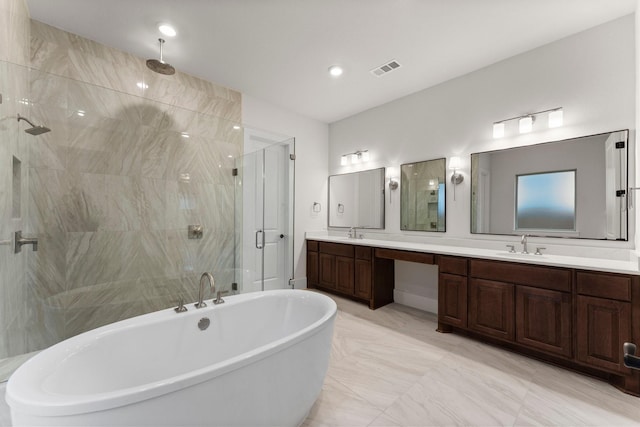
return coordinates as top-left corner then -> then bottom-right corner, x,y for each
17,114 -> 51,135
146,38 -> 175,75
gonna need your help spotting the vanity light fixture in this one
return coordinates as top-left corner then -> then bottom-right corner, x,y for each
492,107 -> 563,138
340,150 -> 369,166
449,156 -> 464,201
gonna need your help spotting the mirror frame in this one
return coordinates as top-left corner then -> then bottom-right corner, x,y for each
400,157 -> 447,232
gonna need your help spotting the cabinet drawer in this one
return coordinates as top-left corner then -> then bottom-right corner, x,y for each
469,259 -> 570,292
355,246 -> 372,260
375,248 -> 434,264
307,240 -> 318,251
576,271 -> 631,301
439,256 -> 467,276
319,242 -> 354,257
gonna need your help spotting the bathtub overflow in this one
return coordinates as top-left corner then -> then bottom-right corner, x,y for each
198,317 -> 210,331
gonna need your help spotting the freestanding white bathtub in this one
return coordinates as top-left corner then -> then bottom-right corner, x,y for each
6,289 -> 336,426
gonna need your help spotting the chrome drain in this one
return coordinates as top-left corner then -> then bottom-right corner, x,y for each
198,317 -> 210,331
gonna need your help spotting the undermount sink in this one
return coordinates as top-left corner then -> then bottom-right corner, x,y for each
496,251 -> 548,259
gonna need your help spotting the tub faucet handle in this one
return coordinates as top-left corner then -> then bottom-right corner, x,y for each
506,244 -> 515,253
214,290 -> 229,305
174,297 -> 188,313
535,247 -> 546,256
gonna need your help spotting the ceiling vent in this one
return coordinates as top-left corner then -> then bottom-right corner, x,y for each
370,60 -> 401,77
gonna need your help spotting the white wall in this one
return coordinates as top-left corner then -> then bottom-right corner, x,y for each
329,14 -> 636,312
242,94 -> 329,287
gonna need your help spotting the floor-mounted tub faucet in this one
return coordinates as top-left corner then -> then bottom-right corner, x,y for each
196,272 -> 215,309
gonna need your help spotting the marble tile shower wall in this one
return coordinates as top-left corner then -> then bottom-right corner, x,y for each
19,20 -> 243,350
0,0 -> 31,360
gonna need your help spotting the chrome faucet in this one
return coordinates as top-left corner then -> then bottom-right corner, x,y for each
348,227 -> 357,239
195,272 -> 215,309
521,234 -> 529,254
14,230 -> 38,253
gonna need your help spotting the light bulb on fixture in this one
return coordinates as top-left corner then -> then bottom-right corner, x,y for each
328,65 -> 343,77
340,155 -> 348,166
548,109 -> 563,128
158,24 -> 177,37
519,116 -> 534,133
351,153 -> 360,164
493,122 -> 505,139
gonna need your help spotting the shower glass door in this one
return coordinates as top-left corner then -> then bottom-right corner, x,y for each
235,130 -> 294,293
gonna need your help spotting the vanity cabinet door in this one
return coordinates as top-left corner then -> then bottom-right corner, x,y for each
468,278 -> 515,341
576,295 -> 631,374
319,253 -> 336,290
335,256 -> 354,295
516,286 -> 572,358
354,258 -> 372,300
438,273 -> 467,327
307,244 -> 319,288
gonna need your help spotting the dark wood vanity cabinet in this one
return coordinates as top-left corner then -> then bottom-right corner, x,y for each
467,259 -> 573,357
306,239 -> 640,396
307,240 -> 393,308
576,271 -> 633,374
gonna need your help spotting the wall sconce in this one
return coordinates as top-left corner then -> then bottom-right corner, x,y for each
449,156 -> 463,201
449,157 -> 463,185
493,107 -> 563,138
341,150 -> 369,166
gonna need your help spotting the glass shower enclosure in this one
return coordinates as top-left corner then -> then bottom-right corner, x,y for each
234,128 -> 295,294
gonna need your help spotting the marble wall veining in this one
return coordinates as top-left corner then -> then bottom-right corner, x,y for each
1,13 -> 242,365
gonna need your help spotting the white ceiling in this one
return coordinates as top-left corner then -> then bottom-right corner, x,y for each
26,0 -> 636,124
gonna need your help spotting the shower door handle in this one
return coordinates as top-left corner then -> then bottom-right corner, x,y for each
255,230 -> 264,249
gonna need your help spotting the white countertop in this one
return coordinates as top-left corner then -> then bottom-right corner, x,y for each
305,233 -> 640,275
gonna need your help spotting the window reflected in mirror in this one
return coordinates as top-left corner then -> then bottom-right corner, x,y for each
401,158 -> 446,232
516,170 -> 576,231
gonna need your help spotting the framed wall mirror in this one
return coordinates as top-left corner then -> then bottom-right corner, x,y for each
328,167 -> 385,229
471,130 -> 628,240
401,158 -> 446,232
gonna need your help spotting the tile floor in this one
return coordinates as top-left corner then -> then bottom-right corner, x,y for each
1,292 -> 639,426
303,292 -> 640,427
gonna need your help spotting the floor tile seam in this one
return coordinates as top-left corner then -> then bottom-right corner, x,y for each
327,369 -> 416,419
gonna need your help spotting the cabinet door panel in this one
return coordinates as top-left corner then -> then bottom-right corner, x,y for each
307,250 -> 319,287
354,259 -> 372,300
468,278 -> 515,341
576,295 -> 631,374
335,256 -> 354,294
438,273 -> 467,327
319,253 -> 336,289
516,286 -> 572,358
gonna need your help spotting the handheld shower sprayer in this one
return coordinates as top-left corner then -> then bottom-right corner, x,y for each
17,114 -> 50,135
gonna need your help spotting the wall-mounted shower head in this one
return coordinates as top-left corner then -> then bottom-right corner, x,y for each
146,38 -> 175,75
17,114 -> 50,135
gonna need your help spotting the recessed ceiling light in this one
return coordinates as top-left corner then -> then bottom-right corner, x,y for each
77,110 -> 85,117
158,24 -> 177,37
328,65 -> 343,77
233,125 -> 241,130
180,132 -> 190,138
137,82 -> 149,90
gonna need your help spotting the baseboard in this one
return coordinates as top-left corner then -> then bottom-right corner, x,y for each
291,277 -> 307,289
393,289 -> 437,314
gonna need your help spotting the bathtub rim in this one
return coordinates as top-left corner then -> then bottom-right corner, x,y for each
6,289 -> 337,418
